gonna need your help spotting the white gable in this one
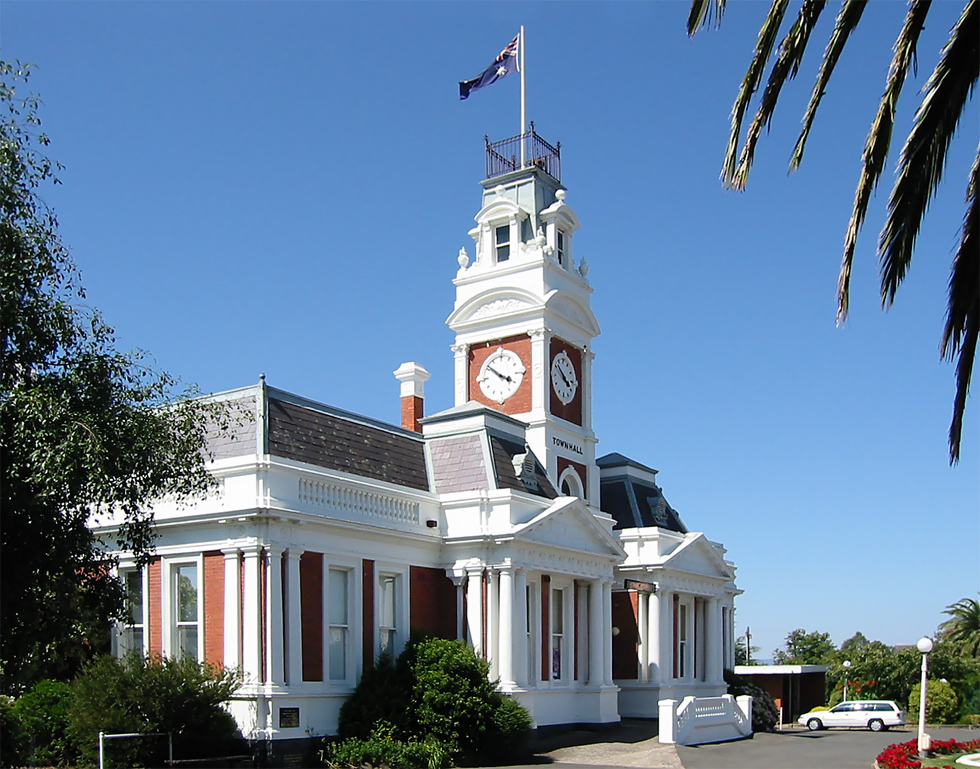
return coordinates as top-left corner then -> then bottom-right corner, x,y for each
513,497 -> 625,560
661,533 -> 735,581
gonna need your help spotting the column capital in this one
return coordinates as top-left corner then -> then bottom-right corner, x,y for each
528,327 -> 550,340
450,343 -> 468,356
265,545 -> 286,557
240,544 -> 264,557
283,548 -> 304,561
221,547 -> 241,558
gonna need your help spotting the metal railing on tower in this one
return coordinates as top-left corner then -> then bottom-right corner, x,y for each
485,123 -> 561,182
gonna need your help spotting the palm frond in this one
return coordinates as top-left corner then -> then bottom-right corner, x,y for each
730,0 -> 827,191
688,0 -> 727,36
943,146 -> 978,462
723,0 -> 790,187
790,0 -> 869,172
940,595 -> 980,657
879,0 -> 979,307
836,0 -> 931,324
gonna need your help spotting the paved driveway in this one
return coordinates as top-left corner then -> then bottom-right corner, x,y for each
677,725 -> 979,769
516,723 -> 979,769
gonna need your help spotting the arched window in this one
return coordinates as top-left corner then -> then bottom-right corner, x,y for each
559,468 -> 583,498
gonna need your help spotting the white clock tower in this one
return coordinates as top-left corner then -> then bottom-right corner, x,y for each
447,129 -> 601,505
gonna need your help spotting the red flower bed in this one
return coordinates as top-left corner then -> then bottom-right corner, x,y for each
876,738 -> 980,769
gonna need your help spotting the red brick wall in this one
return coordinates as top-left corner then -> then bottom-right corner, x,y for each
301,552 -> 323,681
549,339 -> 583,425
148,557 -> 162,656
467,335 -> 533,415
557,457 -> 588,499
203,551 -> 224,666
362,559 -> 374,668
409,566 -> 456,640
612,591 -> 639,680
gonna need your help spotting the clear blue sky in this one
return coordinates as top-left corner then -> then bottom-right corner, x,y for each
5,1 -> 977,662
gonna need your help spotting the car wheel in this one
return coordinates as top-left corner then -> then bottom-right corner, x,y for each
807,718 -> 823,731
868,719 -> 884,732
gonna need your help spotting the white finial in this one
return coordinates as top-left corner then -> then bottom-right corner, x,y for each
494,184 -> 507,197
555,189 -> 567,203
534,227 -> 546,247
578,257 -> 589,276
457,246 -> 469,268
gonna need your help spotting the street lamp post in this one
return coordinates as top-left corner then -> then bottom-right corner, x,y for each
917,636 -> 934,759
843,660 -> 851,702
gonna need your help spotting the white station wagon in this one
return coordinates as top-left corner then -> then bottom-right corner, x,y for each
798,700 -> 906,732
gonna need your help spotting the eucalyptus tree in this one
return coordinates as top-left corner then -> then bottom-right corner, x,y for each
1,62 -> 226,691
688,0 -> 978,463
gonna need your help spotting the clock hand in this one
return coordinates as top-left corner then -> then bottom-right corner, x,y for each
557,368 -> 572,388
488,366 -> 513,383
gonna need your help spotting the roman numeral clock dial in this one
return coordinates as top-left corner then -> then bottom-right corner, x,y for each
477,348 -> 525,404
551,350 -> 578,405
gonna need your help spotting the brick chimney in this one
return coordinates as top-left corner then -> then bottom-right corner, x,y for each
393,362 -> 430,433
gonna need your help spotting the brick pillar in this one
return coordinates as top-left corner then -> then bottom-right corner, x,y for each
393,362 -> 430,433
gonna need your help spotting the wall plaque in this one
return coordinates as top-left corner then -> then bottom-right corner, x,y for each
279,707 -> 300,729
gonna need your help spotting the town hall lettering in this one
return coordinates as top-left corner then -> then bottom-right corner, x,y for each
552,437 -> 584,455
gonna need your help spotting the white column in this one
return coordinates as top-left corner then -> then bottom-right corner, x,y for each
638,592 -> 649,683
705,597 -> 721,684
529,328 -> 549,413
602,582 -> 614,685
588,580 -> 603,686
648,590 -> 661,685
659,590 -> 672,685
222,548 -> 241,670
265,546 -> 285,685
498,569 -> 516,687
487,569 -> 499,677
466,567 -> 484,656
451,344 -> 468,407
241,546 -> 263,684
285,549 -> 303,685
452,576 -> 465,641
515,569 -> 528,687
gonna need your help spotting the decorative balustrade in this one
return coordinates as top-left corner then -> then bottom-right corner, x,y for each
297,477 -> 419,524
659,694 -> 753,746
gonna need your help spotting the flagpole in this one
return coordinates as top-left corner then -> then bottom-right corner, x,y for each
520,25 -> 526,167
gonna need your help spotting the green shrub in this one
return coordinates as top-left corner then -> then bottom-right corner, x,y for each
908,679 -> 960,725
13,679 -> 76,766
1,695 -> 25,768
337,653 -> 412,741
69,654 -> 243,767
336,637 -> 531,766
323,721 -> 449,769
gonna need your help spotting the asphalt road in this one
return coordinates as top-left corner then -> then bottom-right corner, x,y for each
677,725 -> 979,769
512,723 -> 980,769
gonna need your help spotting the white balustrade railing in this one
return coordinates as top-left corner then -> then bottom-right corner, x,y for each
659,694 -> 753,746
298,477 -> 419,523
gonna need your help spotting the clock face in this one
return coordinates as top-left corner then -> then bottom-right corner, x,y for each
551,350 -> 578,405
477,348 -> 526,404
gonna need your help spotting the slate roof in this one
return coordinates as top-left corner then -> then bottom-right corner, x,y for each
598,453 -> 686,533
429,434 -> 489,493
267,396 -> 429,491
490,435 -> 558,498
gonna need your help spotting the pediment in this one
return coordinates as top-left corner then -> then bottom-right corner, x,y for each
447,288 -> 544,330
544,291 -> 601,337
661,533 -> 734,581
540,200 -> 581,233
474,196 -> 525,225
512,498 -> 626,559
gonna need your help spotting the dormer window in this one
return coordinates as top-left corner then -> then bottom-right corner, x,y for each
556,229 -> 566,267
495,225 -> 510,263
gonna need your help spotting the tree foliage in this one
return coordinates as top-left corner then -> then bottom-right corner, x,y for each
688,0 -> 978,463
0,61 -> 225,692
773,628 -> 835,665
940,595 -> 980,658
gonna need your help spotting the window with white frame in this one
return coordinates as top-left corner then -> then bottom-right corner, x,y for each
556,229 -> 566,266
551,588 -> 565,681
495,225 -> 510,263
378,574 -> 398,656
172,563 -> 199,659
118,568 -> 145,655
327,568 -> 349,680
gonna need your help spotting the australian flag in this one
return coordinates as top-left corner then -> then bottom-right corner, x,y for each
459,34 -> 519,100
